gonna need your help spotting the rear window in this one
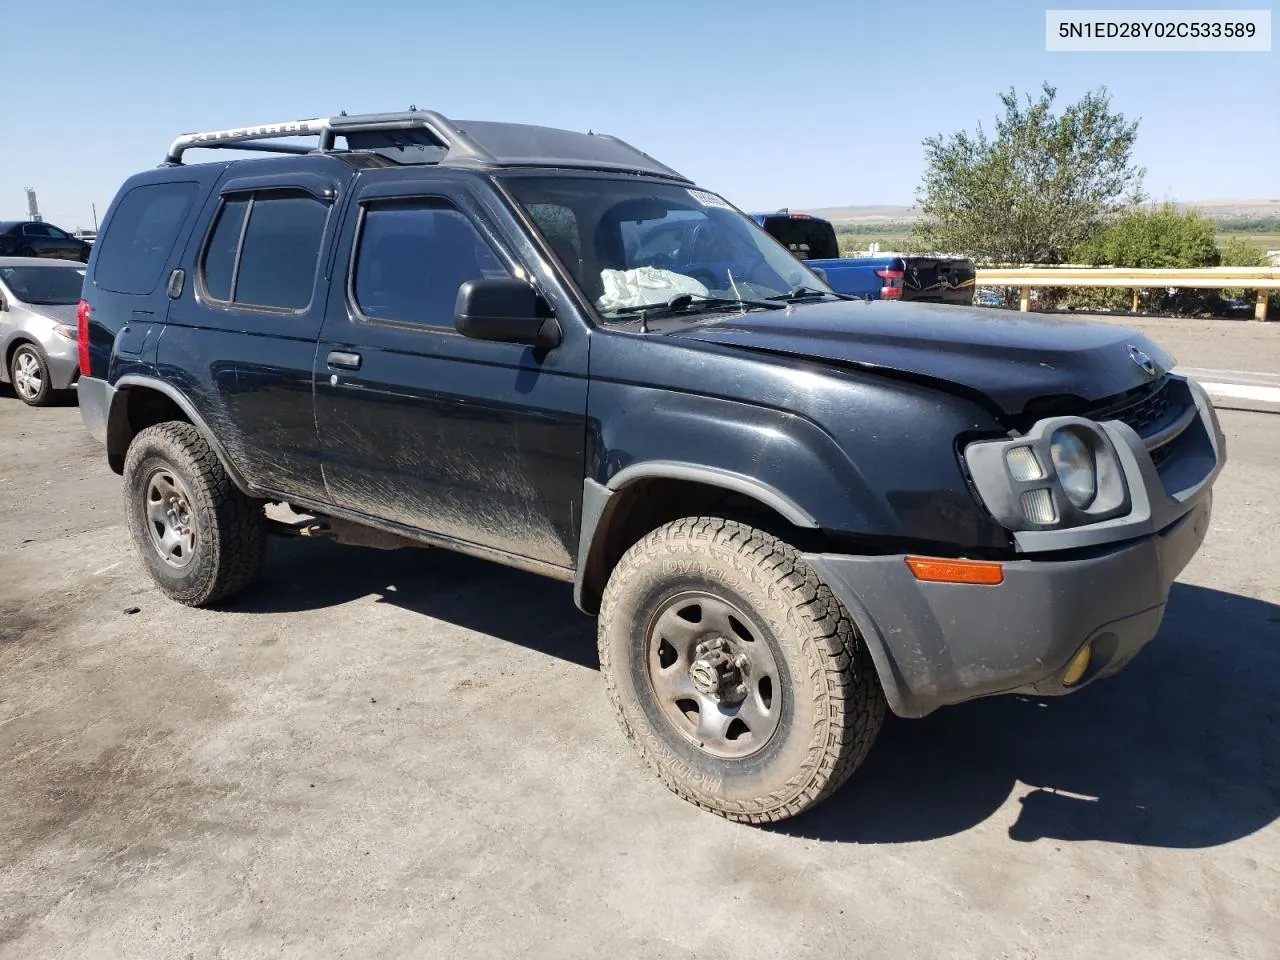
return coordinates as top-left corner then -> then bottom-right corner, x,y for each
94,182 -> 199,295
761,217 -> 840,261
199,191 -> 330,311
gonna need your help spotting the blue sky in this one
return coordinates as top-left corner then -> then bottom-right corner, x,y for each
3,0 -> 1276,228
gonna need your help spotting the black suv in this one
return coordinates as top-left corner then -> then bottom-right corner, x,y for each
76,111 -> 1224,823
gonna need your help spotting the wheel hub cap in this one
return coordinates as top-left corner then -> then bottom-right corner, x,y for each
144,469 -> 197,569
644,592 -> 783,759
13,353 -> 41,399
689,638 -> 749,704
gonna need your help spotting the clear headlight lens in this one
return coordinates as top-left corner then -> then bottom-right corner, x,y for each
1050,429 -> 1097,508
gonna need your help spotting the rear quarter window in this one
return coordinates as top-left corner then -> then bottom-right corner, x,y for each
94,182 -> 200,295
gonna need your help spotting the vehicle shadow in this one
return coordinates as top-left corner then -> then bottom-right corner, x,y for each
233,538 -> 1280,849
232,536 -> 597,668
778,581 -> 1280,849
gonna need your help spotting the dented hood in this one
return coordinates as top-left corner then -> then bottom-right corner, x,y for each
675,300 -> 1174,416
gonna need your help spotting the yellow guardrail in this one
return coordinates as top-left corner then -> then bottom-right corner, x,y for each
974,267 -> 1280,321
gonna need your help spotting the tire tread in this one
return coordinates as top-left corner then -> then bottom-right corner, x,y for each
122,421 -> 266,606
598,517 -> 885,823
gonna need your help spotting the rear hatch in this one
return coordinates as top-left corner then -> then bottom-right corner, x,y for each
902,257 -> 975,305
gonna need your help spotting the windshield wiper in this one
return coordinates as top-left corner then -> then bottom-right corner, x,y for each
608,293 -> 786,331
769,286 -> 858,302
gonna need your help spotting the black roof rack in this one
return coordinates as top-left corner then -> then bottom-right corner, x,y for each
162,110 -> 689,182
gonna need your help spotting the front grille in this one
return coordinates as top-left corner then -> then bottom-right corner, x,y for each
1110,379 -> 1174,436
1090,377 -> 1192,469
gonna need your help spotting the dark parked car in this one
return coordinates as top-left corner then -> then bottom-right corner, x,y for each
0,221 -> 92,262
76,111 -> 1223,824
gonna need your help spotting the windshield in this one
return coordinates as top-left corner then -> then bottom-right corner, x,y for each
0,265 -> 86,305
501,176 -> 833,320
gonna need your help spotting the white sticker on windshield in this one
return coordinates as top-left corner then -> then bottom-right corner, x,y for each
686,188 -> 735,211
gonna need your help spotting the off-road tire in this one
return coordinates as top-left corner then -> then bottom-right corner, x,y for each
122,421 -> 267,606
598,517 -> 885,823
9,342 -> 53,406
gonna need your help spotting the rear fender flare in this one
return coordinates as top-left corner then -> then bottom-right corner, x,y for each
107,375 -> 252,493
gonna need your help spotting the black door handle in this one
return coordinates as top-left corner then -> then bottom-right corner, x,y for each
327,350 -> 362,370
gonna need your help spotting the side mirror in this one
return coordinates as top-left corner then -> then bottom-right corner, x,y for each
455,278 -> 561,349
810,267 -> 829,283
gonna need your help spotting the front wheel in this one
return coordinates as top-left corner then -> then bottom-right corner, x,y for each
123,421 -> 267,606
9,343 -> 52,406
598,517 -> 885,823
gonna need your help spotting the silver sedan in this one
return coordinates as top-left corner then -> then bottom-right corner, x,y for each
0,257 -> 85,406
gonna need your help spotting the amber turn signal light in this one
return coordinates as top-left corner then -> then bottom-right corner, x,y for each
905,556 -> 1005,586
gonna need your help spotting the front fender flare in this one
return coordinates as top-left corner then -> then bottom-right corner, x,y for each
572,462 -> 820,614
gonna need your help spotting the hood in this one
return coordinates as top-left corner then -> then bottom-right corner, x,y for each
20,302 -> 78,327
674,300 -> 1174,417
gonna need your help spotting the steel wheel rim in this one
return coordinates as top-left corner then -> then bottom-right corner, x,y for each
13,351 -> 42,400
144,468 -> 197,569
644,591 -> 783,759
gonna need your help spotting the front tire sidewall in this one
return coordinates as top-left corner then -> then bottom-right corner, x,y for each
601,528 -> 840,819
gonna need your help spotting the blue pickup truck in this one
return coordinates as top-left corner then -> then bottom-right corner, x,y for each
751,211 -> 975,305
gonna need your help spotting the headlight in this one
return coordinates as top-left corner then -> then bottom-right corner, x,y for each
51,323 -> 78,341
1050,429 -> 1097,508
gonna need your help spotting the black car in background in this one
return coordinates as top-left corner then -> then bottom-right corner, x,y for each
0,221 -> 92,262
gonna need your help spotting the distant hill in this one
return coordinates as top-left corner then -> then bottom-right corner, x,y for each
800,199 -> 1280,225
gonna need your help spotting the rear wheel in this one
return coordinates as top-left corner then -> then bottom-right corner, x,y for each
123,422 -> 267,606
598,517 -> 885,823
9,343 -> 52,406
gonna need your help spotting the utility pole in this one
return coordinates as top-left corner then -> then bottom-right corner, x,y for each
25,188 -> 42,222
91,203 -> 99,230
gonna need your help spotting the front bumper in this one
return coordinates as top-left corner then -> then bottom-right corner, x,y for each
807,493 -> 1211,717
805,376 -> 1224,719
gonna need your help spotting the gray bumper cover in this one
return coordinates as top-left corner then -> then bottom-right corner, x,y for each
806,493 -> 1211,718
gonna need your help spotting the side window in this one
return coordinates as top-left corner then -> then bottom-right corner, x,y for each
199,191 -> 329,311
45,225 -> 71,239
95,182 -> 200,295
23,223 -> 52,237
352,200 -> 510,328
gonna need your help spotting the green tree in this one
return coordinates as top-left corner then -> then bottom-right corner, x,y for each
1216,235 -> 1275,315
1070,206 -> 1227,314
1218,235 -> 1269,267
1071,204 -> 1219,268
911,83 -> 1144,265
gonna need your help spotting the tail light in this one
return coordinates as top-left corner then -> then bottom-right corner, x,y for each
77,299 -> 92,376
875,268 -> 904,300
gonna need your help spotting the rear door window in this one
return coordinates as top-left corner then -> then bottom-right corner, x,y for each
199,191 -> 330,311
95,182 -> 200,294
